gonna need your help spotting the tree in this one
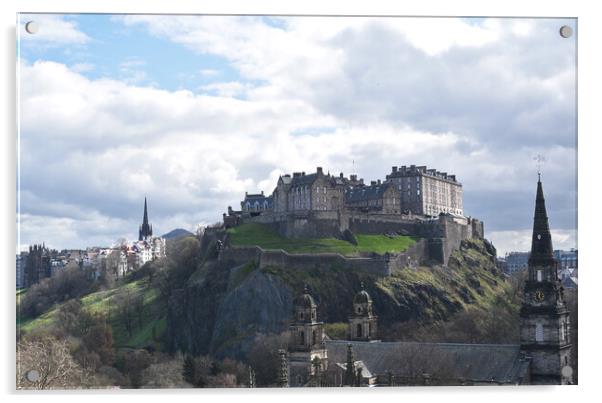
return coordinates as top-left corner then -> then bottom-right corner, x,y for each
17,336 -> 87,389
114,288 -> 136,337
182,355 -> 196,385
122,349 -> 152,388
247,332 -> 288,386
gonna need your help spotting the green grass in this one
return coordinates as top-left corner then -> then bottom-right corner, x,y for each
227,223 -> 417,256
17,279 -> 166,349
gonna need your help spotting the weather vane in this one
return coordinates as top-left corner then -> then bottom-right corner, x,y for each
533,154 -> 546,179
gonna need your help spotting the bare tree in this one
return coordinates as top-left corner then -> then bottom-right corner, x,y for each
17,336 -> 87,389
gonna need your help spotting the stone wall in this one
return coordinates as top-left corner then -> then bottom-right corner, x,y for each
219,237 -> 431,277
236,211 -> 485,267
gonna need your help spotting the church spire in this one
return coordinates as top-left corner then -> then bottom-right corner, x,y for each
528,176 -> 555,268
143,197 -> 149,227
139,197 -> 153,241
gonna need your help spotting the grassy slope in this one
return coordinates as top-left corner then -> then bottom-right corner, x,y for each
17,279 -> 166,349
227,223 -> 417,256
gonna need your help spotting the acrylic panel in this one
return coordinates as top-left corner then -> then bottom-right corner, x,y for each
16,14 -> 577,389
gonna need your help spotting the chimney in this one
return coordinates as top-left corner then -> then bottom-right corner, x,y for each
302,172 -> 306,176
261,190 -> 264,195
293,172 -> 301,178
392,166 -> 398,173
350,174 -> 357,181
377,179 -> 381,185
245,191 -> 248,196
340,172 -> 344,178
317,167 -> 323,175
371,181 -> 377,186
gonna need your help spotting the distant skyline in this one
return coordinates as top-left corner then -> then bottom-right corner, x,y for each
17,15 -> 577,255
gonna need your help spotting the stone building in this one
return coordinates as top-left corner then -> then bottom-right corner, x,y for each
288,286 -> 328,387
286,167 -> 345,212
519,175 -> 572,384
284,176 -> 572,386
241,191 -> 273,214
345,181 -> 400,214
386,165 -> 463,216
24,244 -> 53,287
348,283 -> 378,341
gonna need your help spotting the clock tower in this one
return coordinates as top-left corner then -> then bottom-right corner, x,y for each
520,175 -> 572,384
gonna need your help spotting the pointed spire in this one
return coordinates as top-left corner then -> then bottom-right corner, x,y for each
139,197 -> 153,241
143,197 -> 149,226
528,176 -> 555,267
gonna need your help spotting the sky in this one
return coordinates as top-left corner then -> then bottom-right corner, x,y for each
16,14 -> 577,255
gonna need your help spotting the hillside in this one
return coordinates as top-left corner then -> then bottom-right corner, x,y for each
18,233 -> 511,363
18,277 -> 166,350
168,233 -> 510,359
161,228 -> 194,240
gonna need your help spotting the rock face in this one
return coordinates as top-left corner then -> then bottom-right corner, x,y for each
167,236 -> 504,360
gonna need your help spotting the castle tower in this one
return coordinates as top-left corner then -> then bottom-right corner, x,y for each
348,282 -> 378,341
520,176 -> 572,384
288,286 -> 328,387
138,197 -> 153,241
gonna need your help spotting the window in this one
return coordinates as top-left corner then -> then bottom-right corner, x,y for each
560,322 -> 566,341
312,330 -> 316,345
537,270 -> 543,282
300,331 -> 305,345
356,324 -> 362,338
535,323 -> 544,342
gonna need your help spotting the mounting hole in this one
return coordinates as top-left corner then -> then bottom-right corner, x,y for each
25,21 -> 38,34
559,25 -> 573,38
25,369 -> 40,382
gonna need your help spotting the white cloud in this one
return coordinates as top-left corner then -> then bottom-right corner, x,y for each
18,16 -> 577,250
19,14 -> 90,45
200,81 -> 253,98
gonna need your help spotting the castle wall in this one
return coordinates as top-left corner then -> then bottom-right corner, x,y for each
220,246 -> 392,276
219,238 -> 431,277
237,211 -> 484,267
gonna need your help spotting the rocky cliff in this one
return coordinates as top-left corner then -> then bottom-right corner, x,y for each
167,235 -> 504,360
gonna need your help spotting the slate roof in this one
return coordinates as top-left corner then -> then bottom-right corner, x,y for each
242,193 -> 273,208
324,340 -> 530,384
561,276 -> 578,289
290,173 -> 318,187
345,183 -> 392,203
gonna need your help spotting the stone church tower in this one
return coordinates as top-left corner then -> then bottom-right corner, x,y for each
520,176 -> 572,384
348,283 -> 378,341
288,286 -> 328,386
138,197 -> 153,241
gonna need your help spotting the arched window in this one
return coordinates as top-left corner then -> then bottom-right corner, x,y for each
535,323 -> 544,342
300,330 -> 305,345
312,330 -> 316,345
356,324 -> 362,338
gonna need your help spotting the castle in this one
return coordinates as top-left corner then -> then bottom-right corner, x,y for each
224,165 -> 481,266
279,176 -> 572,386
